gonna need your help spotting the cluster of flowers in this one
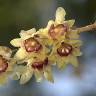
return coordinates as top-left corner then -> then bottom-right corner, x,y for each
0,7 -> 82,85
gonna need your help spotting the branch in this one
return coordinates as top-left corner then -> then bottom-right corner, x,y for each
75,23 -> 96,33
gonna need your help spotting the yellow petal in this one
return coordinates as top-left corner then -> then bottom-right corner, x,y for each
10,38 -> 22,47
20,69 -> 33,84
20,28 -> 36,39
68,30 -> 79,39
44,66 -> 54,83
65,19 -> 75,27
47,20 -> 54,29
14,48 -> 27,60
34,70 -> 42,82
72,48 -> 82,56
12,65 -> 26,80
69,56 -> 79,67
56,58 -> 66,70
0,46 -> 12,59
55,7 -> 66,24
12,72 -> 21,80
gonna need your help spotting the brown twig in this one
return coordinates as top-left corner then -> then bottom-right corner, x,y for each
75,23 -> 96,33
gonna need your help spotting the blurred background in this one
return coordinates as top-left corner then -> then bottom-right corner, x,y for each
0,0 -> 96,96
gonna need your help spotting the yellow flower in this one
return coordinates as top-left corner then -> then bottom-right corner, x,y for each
49,39 -> 82,70
36,7 -> 79,46
18,55 -> 54,84
10,28 -> 48,62
0,46 -> 14,85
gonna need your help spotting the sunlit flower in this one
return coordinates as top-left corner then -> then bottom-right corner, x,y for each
0,46 -> 14,85
49,40 -> 82,70
10,28 -> 48,61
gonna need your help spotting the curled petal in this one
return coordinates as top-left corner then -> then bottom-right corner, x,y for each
55,7 -> 66,24
12,72 -> 21,80
10,38 -> 22,47
20,69 -> 33,84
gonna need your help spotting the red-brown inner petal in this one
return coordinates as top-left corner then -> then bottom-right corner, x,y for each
31,57 -> 48,70
0,55 -> 8,73
24,37 -> 42,52
48,24 -> 68,40
57,42 -> 72,56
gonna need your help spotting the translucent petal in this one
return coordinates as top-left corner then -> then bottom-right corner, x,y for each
65,19 -> 75,27
10,38 -> 22,47
55,7 -> 66,24
72,48 -> 82,56
20,69 -> 33,84
12,72 -> 21,80
34,70 -> 42,82
44,66 -> 54,83
14,48 -> 27,60
68,30 -> 80,39
56,58 -> 66,70
69,56 -> 79,67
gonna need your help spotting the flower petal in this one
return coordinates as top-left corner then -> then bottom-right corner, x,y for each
68,30 -> 79,39
72,48 -> 82,56
55,7 -> 66,24
65,19 -> 75,27
20,28 -> 36,40
47,20 -> 54,29
56,58 -> 66,70
10,38 -> 22,47
34,70 -> 42,82
14,48 -> 27,60
20,68 -> 33,84
70,56 -> 79,67
44,66 -> 54,83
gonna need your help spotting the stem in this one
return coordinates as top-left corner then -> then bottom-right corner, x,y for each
75,23 -> 96,33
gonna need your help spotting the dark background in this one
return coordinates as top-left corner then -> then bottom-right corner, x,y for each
0,0 -> 96,96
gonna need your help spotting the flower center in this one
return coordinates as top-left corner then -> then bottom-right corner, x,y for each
57,42 -> 72,56
0,55 -> 8,73
24,37 -> 42,52
31,57 -> 48,70
48,24 -> 67,40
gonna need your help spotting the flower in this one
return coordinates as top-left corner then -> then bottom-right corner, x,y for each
18,55 -> 54,84
36,7 -> 79,46
10,28 -> 48,62
0,46 -> 14,85
49,39 -> 82,70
